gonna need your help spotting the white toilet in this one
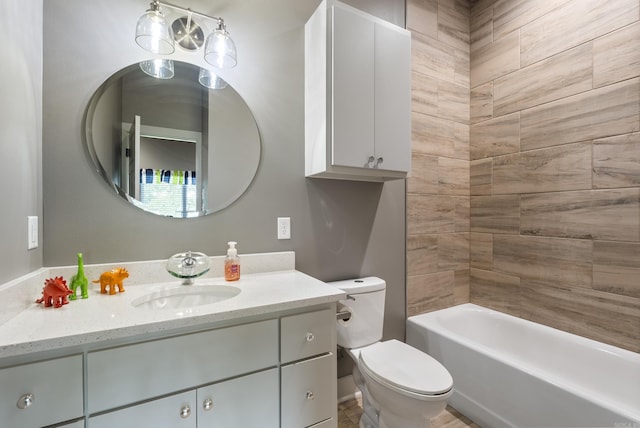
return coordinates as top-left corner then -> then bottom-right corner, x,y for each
330,277 -> 453,428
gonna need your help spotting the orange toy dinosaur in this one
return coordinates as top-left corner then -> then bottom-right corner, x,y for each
35,277 -> 74,308
93,268 -> 129,295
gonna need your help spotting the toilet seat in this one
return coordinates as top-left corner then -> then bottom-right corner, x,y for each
358,339 -> 453,397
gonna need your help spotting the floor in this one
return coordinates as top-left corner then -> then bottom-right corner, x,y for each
337,396 -> 480,428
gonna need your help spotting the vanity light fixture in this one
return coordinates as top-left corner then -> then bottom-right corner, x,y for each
135,0 -> 237,69
135,1 -> 175,55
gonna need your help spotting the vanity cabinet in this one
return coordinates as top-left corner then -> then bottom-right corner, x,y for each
0,355 -> 83,428
305,0 -> 411,181
0,305 -> 338,428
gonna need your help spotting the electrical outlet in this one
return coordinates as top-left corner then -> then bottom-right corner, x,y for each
277,217 -> 291,240
28,216 -> 38,250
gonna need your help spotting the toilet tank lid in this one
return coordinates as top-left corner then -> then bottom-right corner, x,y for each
327,277 -> 385,293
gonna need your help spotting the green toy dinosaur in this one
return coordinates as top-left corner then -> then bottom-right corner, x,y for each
70,253 -> 89,300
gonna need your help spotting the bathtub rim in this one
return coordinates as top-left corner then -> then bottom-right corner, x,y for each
407,303 -> 640,423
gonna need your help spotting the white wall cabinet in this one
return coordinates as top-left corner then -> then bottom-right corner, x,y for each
305,0 -> 411,181
0,304 -> 337,428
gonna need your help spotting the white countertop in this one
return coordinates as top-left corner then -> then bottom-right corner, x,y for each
0,253 -> 345,360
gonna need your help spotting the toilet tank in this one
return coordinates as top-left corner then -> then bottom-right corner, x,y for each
328,277 -> 386,349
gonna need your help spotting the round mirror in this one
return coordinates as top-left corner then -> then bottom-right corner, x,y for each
84,61 -> 261,218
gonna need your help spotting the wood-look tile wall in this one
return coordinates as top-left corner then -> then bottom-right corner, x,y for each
407,0 -> 471,317
469,0 -> 640,352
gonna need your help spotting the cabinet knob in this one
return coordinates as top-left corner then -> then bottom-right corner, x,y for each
16,393 -> 34,410
305,332 -> 315,342
306,390 -> 315,401
180,404 -> 191,419
203,398 -> 214,411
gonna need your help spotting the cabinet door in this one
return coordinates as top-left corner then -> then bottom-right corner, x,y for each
89,390 -> 196,428
197,368 -> 278,427
0,355 -> 83,428
281,354 -> 336,428
374,21 -> 411,173
331,2 -> 375,169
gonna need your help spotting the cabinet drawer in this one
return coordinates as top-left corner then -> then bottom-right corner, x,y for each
198,368 -> 279,427
89,390 -> 196,428
87,319 -> 278,413
281,308 -> 335,363
281,353 -> 336,428
0,355 -> 83,428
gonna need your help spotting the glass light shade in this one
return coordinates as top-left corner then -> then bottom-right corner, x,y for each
139,59 -> 175,79
198,68 -> 227,89
204,29 -> 237,69
135,9 -> 175,55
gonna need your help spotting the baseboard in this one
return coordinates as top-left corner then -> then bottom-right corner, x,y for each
338,374 -> 362,403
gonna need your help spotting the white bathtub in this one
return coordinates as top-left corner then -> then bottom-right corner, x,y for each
406,303 -> 640,428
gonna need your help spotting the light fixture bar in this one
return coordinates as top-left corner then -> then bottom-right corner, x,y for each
155,0 -> 225,27
136,0 -> 237,69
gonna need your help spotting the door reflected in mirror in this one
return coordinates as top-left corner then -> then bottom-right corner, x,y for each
84,61 -> 261,218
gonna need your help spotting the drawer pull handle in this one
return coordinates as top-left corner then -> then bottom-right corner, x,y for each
17,393 -> 34,410
203,398 -> 213,411
306,390 -> 315,401
305,332 -> 315,342
180,405 -> 191,419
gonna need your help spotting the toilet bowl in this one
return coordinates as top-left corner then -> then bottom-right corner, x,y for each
330,277 -> 453,428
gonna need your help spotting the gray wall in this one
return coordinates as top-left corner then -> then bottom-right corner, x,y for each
0,0 -> 43,284
42,0 -> 406,343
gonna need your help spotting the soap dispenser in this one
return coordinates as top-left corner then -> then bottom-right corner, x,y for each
224,242 -> 240,281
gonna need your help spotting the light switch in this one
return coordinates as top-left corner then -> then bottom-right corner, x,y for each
28,216 -> 38,250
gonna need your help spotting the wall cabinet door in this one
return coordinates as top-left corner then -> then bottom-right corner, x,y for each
197,368 -> 279,427
89,391 -> 196,428
372,18 -> 411,173
331,3 -> 375,170
305,0 -> 411,181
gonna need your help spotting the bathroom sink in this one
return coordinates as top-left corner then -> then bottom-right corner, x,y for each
131,284 -> 241,310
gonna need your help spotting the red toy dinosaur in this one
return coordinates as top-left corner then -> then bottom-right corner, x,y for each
35,277 -> 74,308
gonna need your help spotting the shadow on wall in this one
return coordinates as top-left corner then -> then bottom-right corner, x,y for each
306,179 -> 383,281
